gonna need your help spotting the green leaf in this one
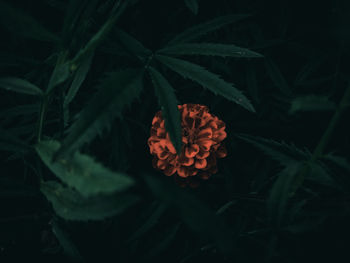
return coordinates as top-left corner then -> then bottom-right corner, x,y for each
289,95 -> 336,114
148,67 -> 182,154
52,220 -> 83,261
245,62 -> 259,104
156,55 -> 255,112
236,134 -> 309,166
41,181 -> 139,221
115,29 -> 152,63
0,78 -> 43,96
46,63 -> 71,94
267,163 -> 302,226
0,1 -> 58,42
36,140 -> 134,197
167,14 -> 250,45
184,0 -> 199,15
55,69 -> 143,159
64,53 -> 94,109
144,175 -> 234,256
159,43 -> 263,58
264,57 -> 292,96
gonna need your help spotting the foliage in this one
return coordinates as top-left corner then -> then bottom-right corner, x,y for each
1,0 -> 349,262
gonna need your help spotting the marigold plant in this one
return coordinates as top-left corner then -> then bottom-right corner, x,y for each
148,104 -> 227,184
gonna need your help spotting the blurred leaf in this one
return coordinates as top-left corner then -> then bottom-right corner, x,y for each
115,29 -> 152,63
236,134 -> 309,166
0,127 -> 32,153
55,69 -> 143,159
264,57 -> 292,96
41,181 -> 139,221
306,161 -> 337,187
127,202 -> 167,243
47,62 -> 71,94
289,95 -> 336,114
267,162 -> 302,226
52,219 -> 83,261
156,55 -> 255,112
36,140 -> 134,197
148,67 -> 182,154
167,14 -> 250,45
216,200 -> 237,215
0,1 -> 58,42
323,154 -> 350,172
184,0 -> 199,15
0,103 -> 39,120
159,43 -> 263,58
294,54 -> 328,86
64,53 -> 94,107
144,175 -> 234,256
245,62 -> 259,104
0,77 -> 43,96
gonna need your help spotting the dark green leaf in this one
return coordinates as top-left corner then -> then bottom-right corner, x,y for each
55,69 -> 143,159
156,55 -> 255,112
267,163 -> 302,225
0,78 -> 43,96
41,181 -> 139,221
159,43 -> 263,58
264,57 -> 292,96
47,63 -> 71,94
0,1 -> 58,42
289,95 -> 336,114
236,134 -> 309,166
167,14 -> 250,45
115,29 -> 152,62
245,62 -> 259,104
144,175 -> 234,256
36,140 -> 134,197
184,0 -> 199,15
148,67 -> 182,154
52,220 -> 83,260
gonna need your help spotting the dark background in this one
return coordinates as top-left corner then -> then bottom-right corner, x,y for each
1,0 -> 350,262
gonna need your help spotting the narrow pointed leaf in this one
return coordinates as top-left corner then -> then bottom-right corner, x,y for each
168,14 -> 250,45
47,63 -> 71,94
37,140 -> 134,197
236,134 -> 309,166
157,55 -> 255,112
115,29 -> 152,62
289,95 -> 336,114
0,78 -> 43,96
148,67 -> 182,154
55,69 -> 143,159
0,1 -> 58,42
184,0 -> 199,15
159,43 -> 263,58
41,181 -> 139,221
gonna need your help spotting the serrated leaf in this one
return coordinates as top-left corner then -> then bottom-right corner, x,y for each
41,181 -> 139,221
289,95 -> 336,114
52,220 -> 83,261
64,53 -> 94,107
37,140 -> 134,197
159,43 -> 263,58
0,78 -> 43,96
144,175 -> 234,256
55,69 -> 143,159
0,1 -> 58,42
184,0 -> 199,15
115,29 -> 152,63
168,14 -> 250,45
148,67 -> 182,154
236,134 -> 309,166
267,163 -> 302,226
264,57 -> 292,96
156,55 -> 255,112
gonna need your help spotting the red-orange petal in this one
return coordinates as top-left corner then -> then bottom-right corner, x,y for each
216,145 -> 227,158
196,150 -> 210,159
157,150 -> 169,160
214,130 -> 227,141
185,144 -> 199,158
157,159 -> 167,170
197,139 -> 213,151
164,165 -> 176,176
178,155 -> 194,166
197,127 -> 213,139
177,167 -> 190,178
195,158 -> 207,169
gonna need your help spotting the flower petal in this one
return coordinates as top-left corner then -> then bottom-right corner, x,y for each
195,158 -> 207,169
197,139 -> 213,151
157,150 -> 169,160
214,130 -> 227,141
216,145 -> 227,158
197,127 -> 213,139
157,159 -> 167,170
164,165 -> 176,176
185,144 -> 200,158
196,150 -> 210,159
178,155 -> 194,166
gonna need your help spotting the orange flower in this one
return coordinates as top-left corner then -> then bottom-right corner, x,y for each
148,104 -> 227,184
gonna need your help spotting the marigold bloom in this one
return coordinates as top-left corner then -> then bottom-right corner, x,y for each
148,104 -> 227,184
